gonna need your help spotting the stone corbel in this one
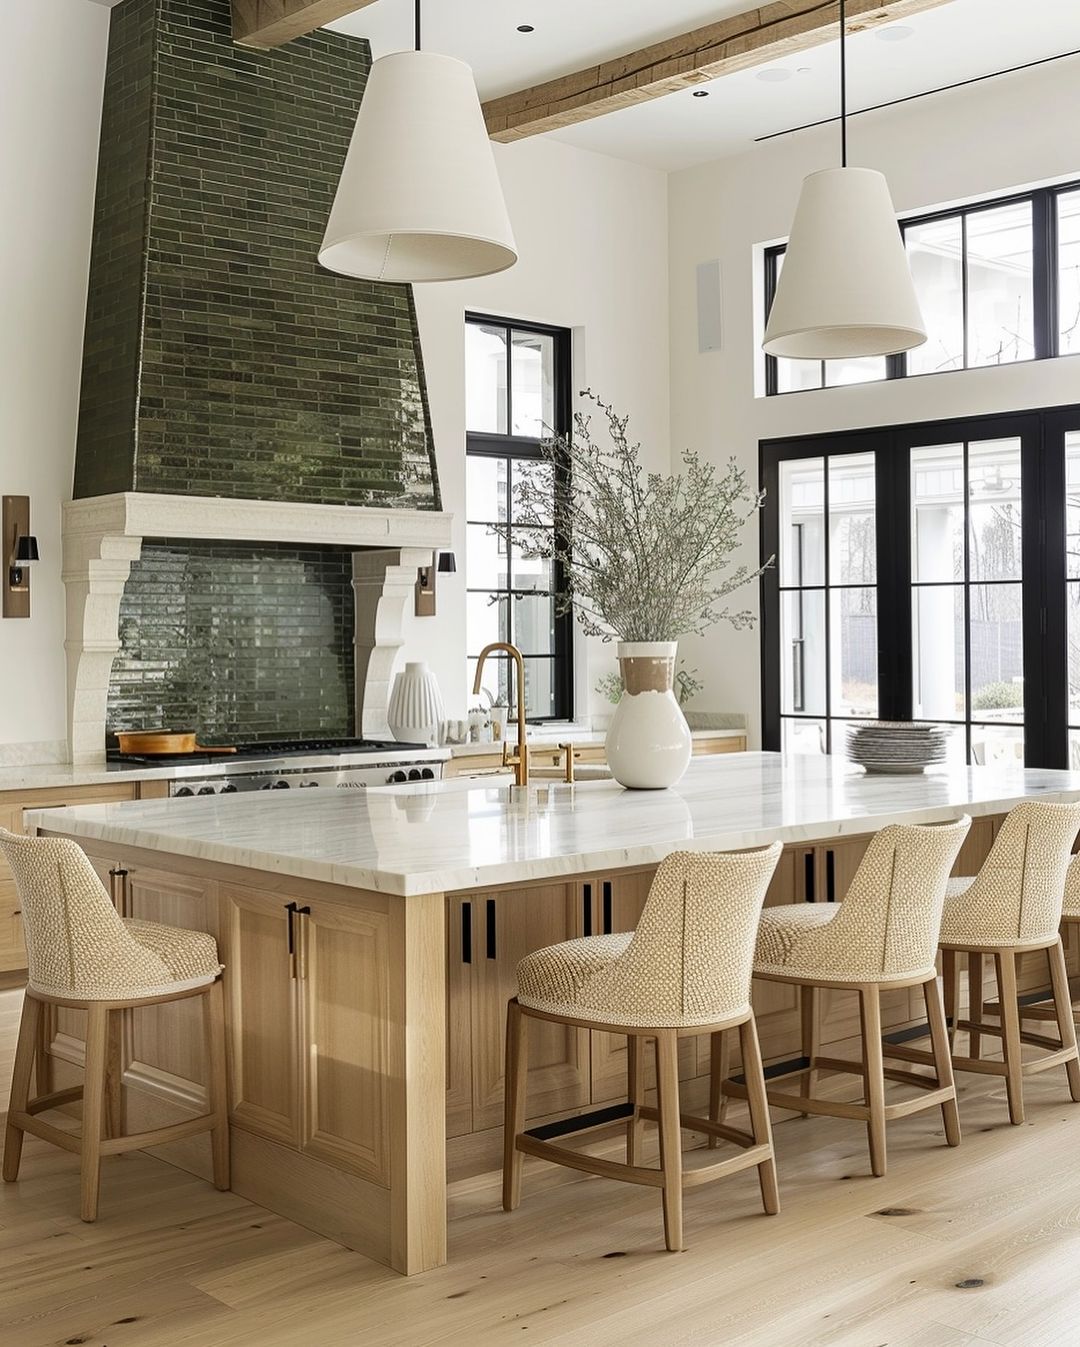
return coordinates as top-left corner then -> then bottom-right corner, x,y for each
63,531 -> 143,764
353,548 -> 432,738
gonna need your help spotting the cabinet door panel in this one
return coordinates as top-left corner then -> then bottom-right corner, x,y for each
445,896 -> 473,1138
300,901 -> 390,1186
0,879 -> 24,973
126,866 -> 217,1091
221,885 -> 300,1147
470,884 -> 589,1132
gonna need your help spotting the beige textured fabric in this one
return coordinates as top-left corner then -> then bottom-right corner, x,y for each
939,801 -> 1080,947
517,844 -> 783,1028
0,828 -> 221,1000
1063,852 -> 1080,920
754,817 -> 971,983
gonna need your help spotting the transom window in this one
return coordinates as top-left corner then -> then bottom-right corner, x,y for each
465,315 -> 573,720
764,181 -> 1080,396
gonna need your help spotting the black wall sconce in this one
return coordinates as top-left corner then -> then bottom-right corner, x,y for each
3,496 -> 39,619
415,551 -> 457,617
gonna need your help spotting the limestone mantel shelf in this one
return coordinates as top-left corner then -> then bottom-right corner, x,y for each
61,491 -> 454,764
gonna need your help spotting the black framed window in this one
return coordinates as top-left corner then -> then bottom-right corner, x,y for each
764,179 -> 1080,396
761,404 -> 1080,769
465,314 -> 573,720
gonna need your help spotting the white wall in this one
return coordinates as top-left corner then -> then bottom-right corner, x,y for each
0,1 -> 109,759
408,135 -> 670,720
667,56 -> 1080,747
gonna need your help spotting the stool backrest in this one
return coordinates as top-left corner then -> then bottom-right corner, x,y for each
946,800 -> 1080,944
0,827 -> 166,998
581,843 -> 783,1026
806,817 -> 971,978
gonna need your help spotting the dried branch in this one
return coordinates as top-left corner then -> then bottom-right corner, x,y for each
495,391 -> 771,643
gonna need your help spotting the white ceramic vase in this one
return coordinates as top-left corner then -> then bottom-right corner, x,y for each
387,662 -> 445,747
605,641 -> 692,790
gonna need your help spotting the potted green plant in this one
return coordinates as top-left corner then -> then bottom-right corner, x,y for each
504,392 -> 768,788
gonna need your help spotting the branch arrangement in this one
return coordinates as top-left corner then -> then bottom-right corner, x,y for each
497,392 -> 771,643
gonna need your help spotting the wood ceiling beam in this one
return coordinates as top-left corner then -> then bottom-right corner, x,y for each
231,0 -> 380,50
483,0 -> 957,142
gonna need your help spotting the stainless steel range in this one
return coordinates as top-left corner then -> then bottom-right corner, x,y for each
107,738 -> 448,797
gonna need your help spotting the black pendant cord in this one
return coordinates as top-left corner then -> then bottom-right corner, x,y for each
415,0 -> 421,52
839,0 -> 848,167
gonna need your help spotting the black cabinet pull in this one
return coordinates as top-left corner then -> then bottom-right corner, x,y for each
826,849 -> 836,902
804,852 -> 815,903
284,901 -> 298,955
583,883 -> 592,937
602,881 -> 613,935
486,898 -> 497,960
462,902 -> 473,964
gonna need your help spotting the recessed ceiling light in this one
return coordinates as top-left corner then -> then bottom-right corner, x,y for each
756,68 -> 793,83
876,24 -> 914,41
692,89 -> 709,97
516,24 -> 534,33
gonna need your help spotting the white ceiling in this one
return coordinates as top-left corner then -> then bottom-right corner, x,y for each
330,0 -> 1080,172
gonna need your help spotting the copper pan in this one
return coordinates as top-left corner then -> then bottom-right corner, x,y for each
115,730 -> 237,756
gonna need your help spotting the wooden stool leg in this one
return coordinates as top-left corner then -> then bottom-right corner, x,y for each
800,983 -> 819,1116
706,1029 -> 729,1149
859,985 -> 887,1177
1048,938 -> 1080,1103
996,951 -> 1025,1125
80,1003 -> 109,1222
3,993 -> 42,1182
627,1032 -> 646,1164
655,1032 -> 683,1253
502,999 -> 529,1212
104,1009 -> 125,1142
925,974 -> 961,1147
967,952 -> 984,1060
205,979 -> 231,1190
739,1015 -> 779,1216
34,1001 -> 54,1099
942,949 -> 960,1049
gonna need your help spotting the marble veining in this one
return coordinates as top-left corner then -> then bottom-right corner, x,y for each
31,753 -> 1080,898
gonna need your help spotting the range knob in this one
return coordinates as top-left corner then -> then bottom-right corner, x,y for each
272,779 -> 290,789
421,768 -> 435,780
220,783 -> 238,794
389,770 -> 407,784
175,786 -> 194,797
408,768 -> 422,781
197,786 -> 216,796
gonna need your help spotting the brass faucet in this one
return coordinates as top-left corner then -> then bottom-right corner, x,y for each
473,642 -> 529,788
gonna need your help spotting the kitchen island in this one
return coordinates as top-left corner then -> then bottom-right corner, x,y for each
31,753 -> 1080,1274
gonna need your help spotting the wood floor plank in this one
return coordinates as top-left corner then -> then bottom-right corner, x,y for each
2,1065 -> 1080,1346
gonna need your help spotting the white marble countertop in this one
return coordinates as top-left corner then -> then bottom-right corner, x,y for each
30,752 -> 1080,898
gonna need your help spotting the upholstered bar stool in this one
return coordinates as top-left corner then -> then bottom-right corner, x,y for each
504,844 -> 782,1254
0,828 -> 229,1221
1012,853 -> 1080,1030
919,802 -> 1080,1125
722,818 -> 971,1178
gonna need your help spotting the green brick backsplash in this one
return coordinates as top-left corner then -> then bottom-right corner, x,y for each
107,540 -> 355,743
75,0 -> 439,510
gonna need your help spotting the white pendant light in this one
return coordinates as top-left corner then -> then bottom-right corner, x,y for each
319,1 -> 517,283
762,0 -> 926,360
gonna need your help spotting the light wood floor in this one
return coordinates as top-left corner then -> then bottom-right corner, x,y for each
2,1030 -> 1080,1347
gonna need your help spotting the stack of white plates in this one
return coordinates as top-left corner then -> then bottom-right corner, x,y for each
846,721 -> 948,774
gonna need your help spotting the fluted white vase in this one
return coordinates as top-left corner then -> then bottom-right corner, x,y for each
387,662 -> 445,747
605,642 -> 692,790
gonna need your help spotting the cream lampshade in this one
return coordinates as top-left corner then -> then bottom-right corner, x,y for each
762,167 -> 926,360
319,50 -> 518,283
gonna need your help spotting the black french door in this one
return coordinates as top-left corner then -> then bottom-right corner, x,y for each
761,403 -> 1080,770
